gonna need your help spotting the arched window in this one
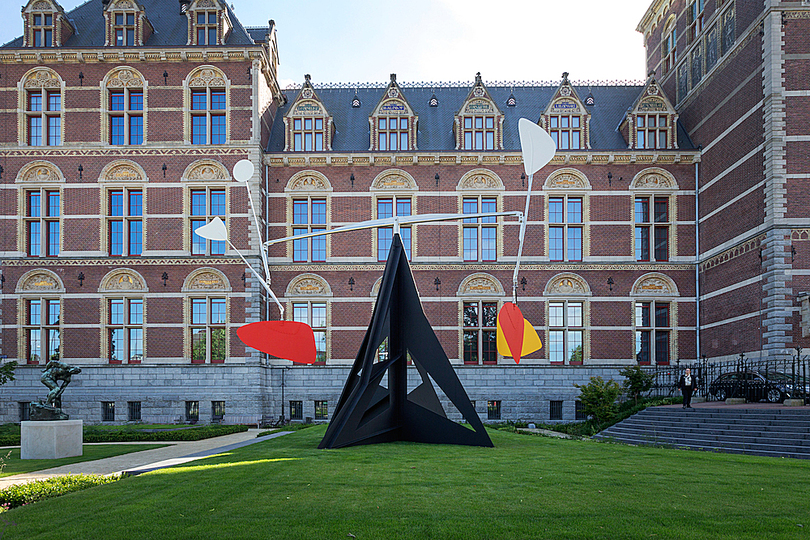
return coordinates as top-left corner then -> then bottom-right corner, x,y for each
16,270 -> 65,365
16,161 -> 65,258
20,68 -> 63,147
104,68 -> 146,146
544,169 -> 591,263
457,170 -> 504,262
99,269 -> 148,364
457,274 -> 505,365
286,274 -> 332,364
183,269 -> 232,364
186,67 -> 229,145
544,274 -> 591,365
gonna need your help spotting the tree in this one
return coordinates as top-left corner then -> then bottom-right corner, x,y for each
619,365 -> 656,405
574,376 -> 622,424
0,361 -> 17,386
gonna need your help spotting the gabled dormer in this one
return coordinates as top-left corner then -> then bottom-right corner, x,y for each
369,74 -> 417,152
103,0 -> 153,47
455,73 -> 503,151
540,72 -> 591,150
284,75 -> 334,152
619,75 -> 678,150
21,0 -> 74,47
186,0 -> 233,46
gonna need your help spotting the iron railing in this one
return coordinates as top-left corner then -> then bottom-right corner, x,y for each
641,353 -> 810,403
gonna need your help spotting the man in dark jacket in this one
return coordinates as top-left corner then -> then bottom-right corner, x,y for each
677,368 -> 697,409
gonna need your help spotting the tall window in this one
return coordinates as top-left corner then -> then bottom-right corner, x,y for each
293,302 -> 326,363
636,115 -> 668,149
212,401 -> 225,422
378,117 -> 408,151
191,88 -> 226,144
292,117 -> 325,151
290,401 -> 303,421
462,115 -> 495,150
25,298 -> 60,364
128,401 -> 142,421
191,188 -> 226,255
292,198 -> 326,262
32,13 -> 54,47
548,301 -> 583,364
686,0 -> 704,44
314,400 -> 328,420
548,196 -> 583,262
463,301 -> 497,365
636,301 -> 670,365
26,90 -> 61,146
109,88 -> 143,145
662,26 -> 677,74
25,189 -> 60,257
463,197 -> 497,262
635,196 -> 669,261
102,402 -> 116,422
109,189 -> 143,256
190,297 -> 227,363
108,298 -> 143,364
195,11 -> 218,45
721,8 -> 735,56
186,401 -> 200,422
549,115 -> 581,150
377,197 -> 411,261
113,12 -> 136,46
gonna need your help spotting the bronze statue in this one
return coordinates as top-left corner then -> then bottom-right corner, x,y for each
30,361 -> 81,421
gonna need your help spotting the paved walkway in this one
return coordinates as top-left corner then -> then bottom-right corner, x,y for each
0,428 -> 291,490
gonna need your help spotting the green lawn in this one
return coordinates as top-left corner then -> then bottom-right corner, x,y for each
0,444 -> 166,478
2,427 -> 808,539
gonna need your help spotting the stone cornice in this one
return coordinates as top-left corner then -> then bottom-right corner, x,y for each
270,263 -> 695,273
264,151 -> 700,168
0,146 -> 254,157
2,257 -> 248,266
0,47 -> 267,65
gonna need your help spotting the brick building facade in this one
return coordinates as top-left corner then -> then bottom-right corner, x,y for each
0,0 -> 806,424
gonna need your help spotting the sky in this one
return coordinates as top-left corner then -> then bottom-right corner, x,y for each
1,0 -> 656,88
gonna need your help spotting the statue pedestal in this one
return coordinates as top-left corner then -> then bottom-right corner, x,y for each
21,420 -> 83,460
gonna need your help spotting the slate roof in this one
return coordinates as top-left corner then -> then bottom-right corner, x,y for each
267,84 -> 696,153
1,0 -> 265,48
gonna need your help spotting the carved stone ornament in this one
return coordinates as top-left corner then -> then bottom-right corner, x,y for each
559,86 -> 572,97
32,1 -> 52,10
292,100 -> 324,116
459,173 -> 501,190
292,278 -> 325,295
387,87 -> 399,98
195,0 -> 218,7
634,276 -> 673,296
547,173 -> 587,190
189,68 -> 227,88
107,69 -> 143,88
104,163 -> 143,182
464,98 -> 494,115
112,0 -> 136,8
637,97 -> 667,112
20,272 -> 61,292
24,70 -> 61,89
632,172 -> 675,190
185,160 -> 228,181
548,276 -> 588,295
647,85 -> 660,96
187,272 -> 226,290
473,86 -> 485,98
372,171 -> 416,190
19,161 -> 62,183
288,174 -> 329,191
301,88 -> 314,99
459,274 -> 503,296
103,271 -> 145,291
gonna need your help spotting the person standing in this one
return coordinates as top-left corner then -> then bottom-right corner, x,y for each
678,368 -> 696,409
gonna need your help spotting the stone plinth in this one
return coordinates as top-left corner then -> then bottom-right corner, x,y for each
783,399 -> 805,407
21,420 -> 83,460
725,398 -> 747,405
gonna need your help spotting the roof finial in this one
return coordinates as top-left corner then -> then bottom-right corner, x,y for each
304,74 -> 311,84
562,72 -> 569,84
475,72 -> 482,84
390,73 -> 397,83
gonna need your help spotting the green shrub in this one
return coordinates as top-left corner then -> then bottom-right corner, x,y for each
0,424 -> 21,447
574,376 -> 622,425
0,474 -> 120,510
83,424 -> 248,443
619,365 -> 657,405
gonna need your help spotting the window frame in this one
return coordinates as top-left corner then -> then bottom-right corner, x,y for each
462,300 -> 499,365
107,187 -> 144,257
24,188 -> 61,257
292,197 -> 328,262
112,11 -> 137,46
292,301 -> 327,364
461,196 -> 499,262
635,114 -> 669,150
634,195 -> 670,262
194,10 -> 219,45
548,114 -> 582,150
107,297 -> 144,364
376,116 -> 410,152
547,299 -> 585,365
461,114 -> 496,151
190,87 -> 227,145
376,196 -> 412,261
189,296 -> 228,364
189,187 -> 227,256
635,300 -> 671,365
24,297 -> 62,365
31,13 -> 55,47
26,89 -> 61,146
547,195 -> 584,262
291,116 -> 326,152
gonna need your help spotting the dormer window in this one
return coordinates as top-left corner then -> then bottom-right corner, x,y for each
456,74 -> 502,151
463,116 -> 495,150
196,11 -> 218,45
113,13 -> 136,46
292,117 -> 324,151
378,117 -> 408,151
369,75 -> 416,152
549,115 -> 581,150
636,115 -> 668,149
32,14 -> 54,47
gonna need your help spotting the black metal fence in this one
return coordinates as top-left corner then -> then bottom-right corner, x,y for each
642,353 -> 810,404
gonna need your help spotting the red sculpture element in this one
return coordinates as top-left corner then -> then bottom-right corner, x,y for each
237,321 -> 316,364
498,302 -> 526,364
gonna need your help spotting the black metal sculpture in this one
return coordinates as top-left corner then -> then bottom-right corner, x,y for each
319,233 -> 493,449
30,360 -> 82,421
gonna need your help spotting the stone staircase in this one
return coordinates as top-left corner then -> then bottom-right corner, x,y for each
593,407 -> 810,459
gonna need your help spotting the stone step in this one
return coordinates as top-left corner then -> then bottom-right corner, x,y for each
619,418 -> 810,434
600,425 -> 810,447
593,433 -> 810,460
